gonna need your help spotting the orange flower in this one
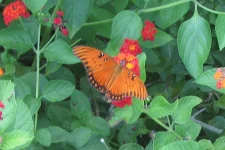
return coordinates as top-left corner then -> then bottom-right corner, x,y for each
3,0 -> 30,26
126,62 -> 134,70
120,39 -> 142,56
214,69 -> 222,80
0,68 -> 4,76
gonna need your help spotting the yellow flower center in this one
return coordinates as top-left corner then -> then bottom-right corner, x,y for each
129,45 -> 136,51
126,54 -> 135,62
126,62 -> 134,70
214,71 -> 222,80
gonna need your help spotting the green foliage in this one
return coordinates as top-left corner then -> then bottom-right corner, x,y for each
0,0 -> 225,149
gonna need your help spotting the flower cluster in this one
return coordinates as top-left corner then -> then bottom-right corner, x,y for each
53,10 -> 68,36
112,38 -> 142,108
141,20 -> 157,41
214,68 -> 225,89
3,0 -> 30,26
0,101 -> 5,120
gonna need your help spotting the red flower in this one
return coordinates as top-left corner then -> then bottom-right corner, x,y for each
217,80 -> 223,89
56,10 -> 64,17
3,0 -> 30,26
0,101 -> 4,109
0,68 -> 4,76
61,28 -> 68,36
142,20 -> 157,41
112,97 -> 132,108
53,17 -> 62,25
0,111 -> 3,120
120,39 -> 142,56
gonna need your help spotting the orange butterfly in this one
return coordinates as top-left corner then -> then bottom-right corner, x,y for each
73,46 -> 148,101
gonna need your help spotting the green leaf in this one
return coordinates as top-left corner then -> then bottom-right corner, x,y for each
70,90 -> 93,123
62,0 -> 94,37
87,116 -> 110,136
0,130 -> 33,149
66,127 -> 92,148
160,140 -> 204,150
47,126 -> 69,143
153,132 -> 176,150
111,10 -> 142,49
89,6 -> 114,38
145,142 -> 153,150
178,12 -> 211,78
71,120 -> 83,130
155,0 -> 189,29
0,26 -> 32,55
19,72 -> 48,96
139,29 -> 173,49
15,78 -> 31,99
114,0 -> 128,13
198,140 -> 214,150
127,98 -> 144,124
214,136 -> 225,150
120,143 -> 144,150
35,128 -> 51,147
214,95 -> 225,109
42,80 -> 75,102
196,68 -> 225,94
47,66 -> 76,85
171,96 -> 202,124
44,40 -> 79,64
108,106 -> 133,127
23,0 -> 47,14
146,96 -> 178,118
175,121 -> 201,140
24,95 -> 41,116
215,14 -> 225,50
0,80 -> 16,133
118,123 -> 139,145
45,61 -> 61,75
137,53 -> 146,82
7,100 -> 34,134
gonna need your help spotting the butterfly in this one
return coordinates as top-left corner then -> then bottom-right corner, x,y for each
73,46 -> 148,101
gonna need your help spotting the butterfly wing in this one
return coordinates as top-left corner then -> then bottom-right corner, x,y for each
73,46 -> 118,93
106,68 -> 148,100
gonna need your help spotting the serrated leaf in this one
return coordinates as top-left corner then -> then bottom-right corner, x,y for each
139,29 -> 173,49
66,127 -> 92,148
160,140 -> 204,150
196,68 -> 225,94
175,121 -> 201,140
171,96 -> 202,124
111,10 -> 142,50
118,123 -> 139,145
62,0 -> 93,37
42,80 -> 75,102
215,14 -> 225,50
120,143 -> 144,150
35,128 -> 51,147
146,96 -> 178,118
87,116 -> 110,136
178,12 -> 211,78
1,130 -> 33,149
44,40 -> 79,64
23,0 -> 47,14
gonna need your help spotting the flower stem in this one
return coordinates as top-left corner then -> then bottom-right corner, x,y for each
144,110 -> 183,140
34,23 -> 41,130
70,38 -> 82,47
194,0 -> 225,15
140,0 -> 192,13
83,18 -> 113,26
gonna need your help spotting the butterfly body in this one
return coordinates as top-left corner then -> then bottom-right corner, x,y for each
73,46 -> 148,101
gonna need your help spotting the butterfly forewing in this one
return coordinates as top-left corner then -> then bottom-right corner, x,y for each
73,46 -> 119,93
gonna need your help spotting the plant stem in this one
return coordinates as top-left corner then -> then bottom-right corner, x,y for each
34,23 -> 41,130
194,0 -> 225,15
83,18 -> 113,26
141,0 -> 192,13
144,110 -> 183,140
70,38 -> 82,47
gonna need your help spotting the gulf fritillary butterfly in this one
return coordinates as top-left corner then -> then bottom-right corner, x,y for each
73,46 -> 148,101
